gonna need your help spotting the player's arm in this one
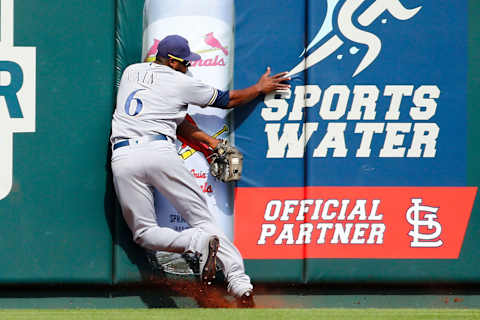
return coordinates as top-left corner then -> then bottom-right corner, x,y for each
210,67 -> 290,109
183,67 -> 289,110
227,67 -> 290,108
177,117 -> 219,149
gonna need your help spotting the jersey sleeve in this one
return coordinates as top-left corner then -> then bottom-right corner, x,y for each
180,76 -> 219,108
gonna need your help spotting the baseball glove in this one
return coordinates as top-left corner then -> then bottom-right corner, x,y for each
208,139 -> 243,182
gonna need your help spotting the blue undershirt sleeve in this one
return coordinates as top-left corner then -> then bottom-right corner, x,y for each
210,89 -> 230,109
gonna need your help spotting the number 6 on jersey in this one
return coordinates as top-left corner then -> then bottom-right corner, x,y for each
124,89 -> 145,116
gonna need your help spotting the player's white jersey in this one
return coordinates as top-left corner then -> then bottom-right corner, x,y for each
111,62 -> 217,143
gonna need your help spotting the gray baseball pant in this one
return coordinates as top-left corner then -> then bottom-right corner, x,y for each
111,139 -> 252,297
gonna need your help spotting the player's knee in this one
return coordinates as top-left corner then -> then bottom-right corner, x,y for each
133,227 -> 152,248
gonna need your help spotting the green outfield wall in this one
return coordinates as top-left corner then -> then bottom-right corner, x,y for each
0,0 -> 115,284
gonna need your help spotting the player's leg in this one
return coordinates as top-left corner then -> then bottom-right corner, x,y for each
111,146 -> 197,253
145,141 -> 253,297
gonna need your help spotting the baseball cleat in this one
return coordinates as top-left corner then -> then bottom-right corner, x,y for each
199,235 -> 220,286
236,290 -> 255,308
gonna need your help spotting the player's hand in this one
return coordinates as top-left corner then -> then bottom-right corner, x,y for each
256,67 -> 291,94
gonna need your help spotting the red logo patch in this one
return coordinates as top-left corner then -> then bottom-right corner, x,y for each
234,187 -> 477,259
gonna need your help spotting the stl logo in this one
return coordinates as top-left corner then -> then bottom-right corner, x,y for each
0,0 -> 36,200
406,198 -> 443,248
288,0 -> 422,78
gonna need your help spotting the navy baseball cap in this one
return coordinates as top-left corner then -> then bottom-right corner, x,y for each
156,35 -> 201,62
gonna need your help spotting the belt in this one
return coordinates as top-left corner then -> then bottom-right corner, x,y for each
113,134 -> 168,150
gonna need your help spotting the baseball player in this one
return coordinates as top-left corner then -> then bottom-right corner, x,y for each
110,34 -> 289,307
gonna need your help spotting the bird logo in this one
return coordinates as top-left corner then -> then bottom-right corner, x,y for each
204,32 -> 229,56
